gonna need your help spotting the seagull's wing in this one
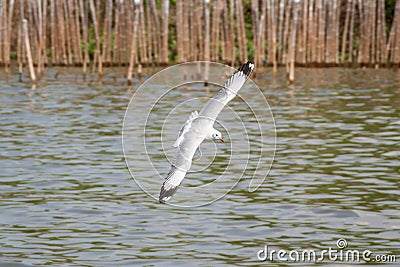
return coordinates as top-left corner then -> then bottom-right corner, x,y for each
199,61 -> 254,122
173,111 -> 198,148
159,119 -> 205,203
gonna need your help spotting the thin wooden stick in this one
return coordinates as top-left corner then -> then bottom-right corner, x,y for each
23,19 -> 36,83
288,0 -> 300,84
161,0 -> 169,64
127,0 -> 140,83
89,0 -> 102,78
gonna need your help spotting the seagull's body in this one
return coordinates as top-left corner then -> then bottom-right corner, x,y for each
159,61 -> 255,203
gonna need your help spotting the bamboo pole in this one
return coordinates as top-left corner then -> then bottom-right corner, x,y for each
0,0 -> 4,66
348,0 -> 355,65
251,0 -> 259,65
145,1 -> 152,64
182,0 -> 190,61
149,0 -> 161,64
325,0 -> 332,64
229,0 -> 235,65
62,0 -> 73,65
37,0 -> 43,74
389,0 -> 400,65
102,0 -> 112,65
282,0 -> 292,64
341,0 -> 351,64
189,0 -> 197,61
127,0 -> 140,83
288,0 -> 300,84
204,0 -> 211,62
297,0 -> 307,65
204,0 -> 211,86
23,19 -> 36,83
317,0 -> 325,64
196,1 -> 204,61
236,0 -> 247,63
138,0 -> 147,64
122,0 -> 129,65
18,0 -> 25,74
176,0 -> 183,62
161,0 -> 169,64
4,0 -> 15,73
259,0 -> 266,66
267,0 -> 277,72
89,0 -> 102,78
378,0 -> 387,65
210,0 -> 217,61
277,0 -> 285,62
78,0 -> 88,74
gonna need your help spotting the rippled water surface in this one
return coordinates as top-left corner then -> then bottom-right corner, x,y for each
1,67 -> 399,266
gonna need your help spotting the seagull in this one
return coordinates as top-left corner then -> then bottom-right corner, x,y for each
159,61 -> 255,203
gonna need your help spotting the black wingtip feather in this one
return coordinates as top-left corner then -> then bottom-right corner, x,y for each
237,60 -> 255,77
159,183 -> 180,204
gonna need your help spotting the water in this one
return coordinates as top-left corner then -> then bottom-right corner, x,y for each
0,67 -> 399,266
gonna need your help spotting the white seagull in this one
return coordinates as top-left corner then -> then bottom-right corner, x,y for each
159,61 -> 255,203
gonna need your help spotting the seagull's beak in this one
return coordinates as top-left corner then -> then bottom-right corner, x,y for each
219,138 -> 224,142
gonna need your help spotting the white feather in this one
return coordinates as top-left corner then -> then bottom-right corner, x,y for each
173,111 -> 198,148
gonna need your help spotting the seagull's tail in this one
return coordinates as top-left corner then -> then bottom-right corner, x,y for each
159,166 -> 186,203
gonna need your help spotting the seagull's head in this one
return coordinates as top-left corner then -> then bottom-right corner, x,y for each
211,130 -> 224,142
